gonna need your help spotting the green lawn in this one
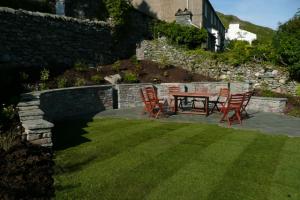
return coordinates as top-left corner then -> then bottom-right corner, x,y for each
54,118 -> 300,200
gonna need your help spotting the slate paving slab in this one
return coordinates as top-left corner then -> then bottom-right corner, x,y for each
94,107 -> 300,137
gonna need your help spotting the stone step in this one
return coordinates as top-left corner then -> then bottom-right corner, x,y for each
18,100 -> 40,107
20,115 -> 44,121
20,93 -> 41,101
18,105 -> 40,111
22,119 -> 54,130
19,109 -> 44,117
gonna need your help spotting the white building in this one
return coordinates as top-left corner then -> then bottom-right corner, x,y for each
225,24 -> 257,45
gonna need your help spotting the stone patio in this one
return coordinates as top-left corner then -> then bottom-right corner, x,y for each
94,107 -> 300,137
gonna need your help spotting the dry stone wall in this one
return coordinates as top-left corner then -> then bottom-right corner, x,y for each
0,7 -> 115,67
117,82 -> 286,113
17,85 -> 113,147
137,37 -> 297,95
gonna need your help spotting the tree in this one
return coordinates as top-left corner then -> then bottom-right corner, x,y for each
274,9 -> 300,80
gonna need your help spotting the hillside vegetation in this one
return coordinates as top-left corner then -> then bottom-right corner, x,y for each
217,12 -> 275,42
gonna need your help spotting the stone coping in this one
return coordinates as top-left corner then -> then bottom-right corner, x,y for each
0,7 -> 109,26
252,96 -> 288,101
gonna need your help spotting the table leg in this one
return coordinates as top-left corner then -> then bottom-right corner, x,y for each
174,96 -> 178,114
205,97 -> 209,116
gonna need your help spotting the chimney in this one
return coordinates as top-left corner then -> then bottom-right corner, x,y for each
175,8 -> 193,26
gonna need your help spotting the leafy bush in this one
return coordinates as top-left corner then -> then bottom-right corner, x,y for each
104,0 -> 132,27
74,61 -> 89,72
296,84 -> 300,96
74,78 -> 86,87
39,68 -> 50,91
56,77 -> 68,88
91,74 -> 104,84
112,60 -> 121,72
154,21 -> 208,49
123,72 -> 138,83
0,0 -> 53,13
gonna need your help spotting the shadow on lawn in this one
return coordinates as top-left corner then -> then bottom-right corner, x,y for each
52,114 -> 95,151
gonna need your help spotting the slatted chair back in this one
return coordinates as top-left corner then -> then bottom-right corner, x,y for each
227,93 -> 245,109
168,86 -> 181,94
219,88 -> 230,98
145,86 -> 158,103
139,88 -> 147,103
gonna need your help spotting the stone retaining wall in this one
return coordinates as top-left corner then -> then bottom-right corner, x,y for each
17,86 -> 113,147
18,83 -> 287,147
0,7 -> 114,67
117,82 -> 251,108
137,37 -> 297,95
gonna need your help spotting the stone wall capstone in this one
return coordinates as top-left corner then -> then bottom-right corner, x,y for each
0,7 -> 115,67
17,85 -> 113,147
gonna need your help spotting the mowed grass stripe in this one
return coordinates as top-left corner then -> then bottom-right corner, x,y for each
55,122 -> 208,199
146,130 -> 258,200
207,135 -> 287,200
53,118 -> 151,150
96,126 -> 232,200
55,121 -> 187,174
268,138 -> 300,200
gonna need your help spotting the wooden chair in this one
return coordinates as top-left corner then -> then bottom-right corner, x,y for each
241,91 -> 253,117
167,86 -> 184,112
220,93 -> 245,126
210,88 -> 230,113
191,87 -> 208,109
144,86 -> 164,118
139,88 -> 152,115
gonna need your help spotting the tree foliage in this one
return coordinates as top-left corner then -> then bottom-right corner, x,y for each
154,21 -> 208,49
104,0 -> 132,27
273,10 -> 300,80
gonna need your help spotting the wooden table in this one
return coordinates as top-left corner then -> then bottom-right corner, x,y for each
171,92 -> 215,116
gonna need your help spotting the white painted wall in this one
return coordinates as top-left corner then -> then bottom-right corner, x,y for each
225,24 -> 257,45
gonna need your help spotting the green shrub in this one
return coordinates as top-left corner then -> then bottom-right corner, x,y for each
296,84 -> 300,96
104,0 -> 132,27
112,60 -> 121,72
91,74 -> 104,84
57,77 -> 68,88
154,21 -> 208,49
74,61 -> 89,72
123,72 -> 138,83
74,78 -> 86,87
39,68 -> 49,90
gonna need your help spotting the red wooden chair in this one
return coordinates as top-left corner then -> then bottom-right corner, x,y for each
139,88 -> 152,115
220,93 -> 245,127
241,91 -> 253,117
167,86 -> 184,112
143,86 -> 164,118
210,88 -> 230,113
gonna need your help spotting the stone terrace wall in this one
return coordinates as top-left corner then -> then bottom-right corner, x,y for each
0,7 -> 114,67
17,85 -> 113,147
117,82 -> 251,108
